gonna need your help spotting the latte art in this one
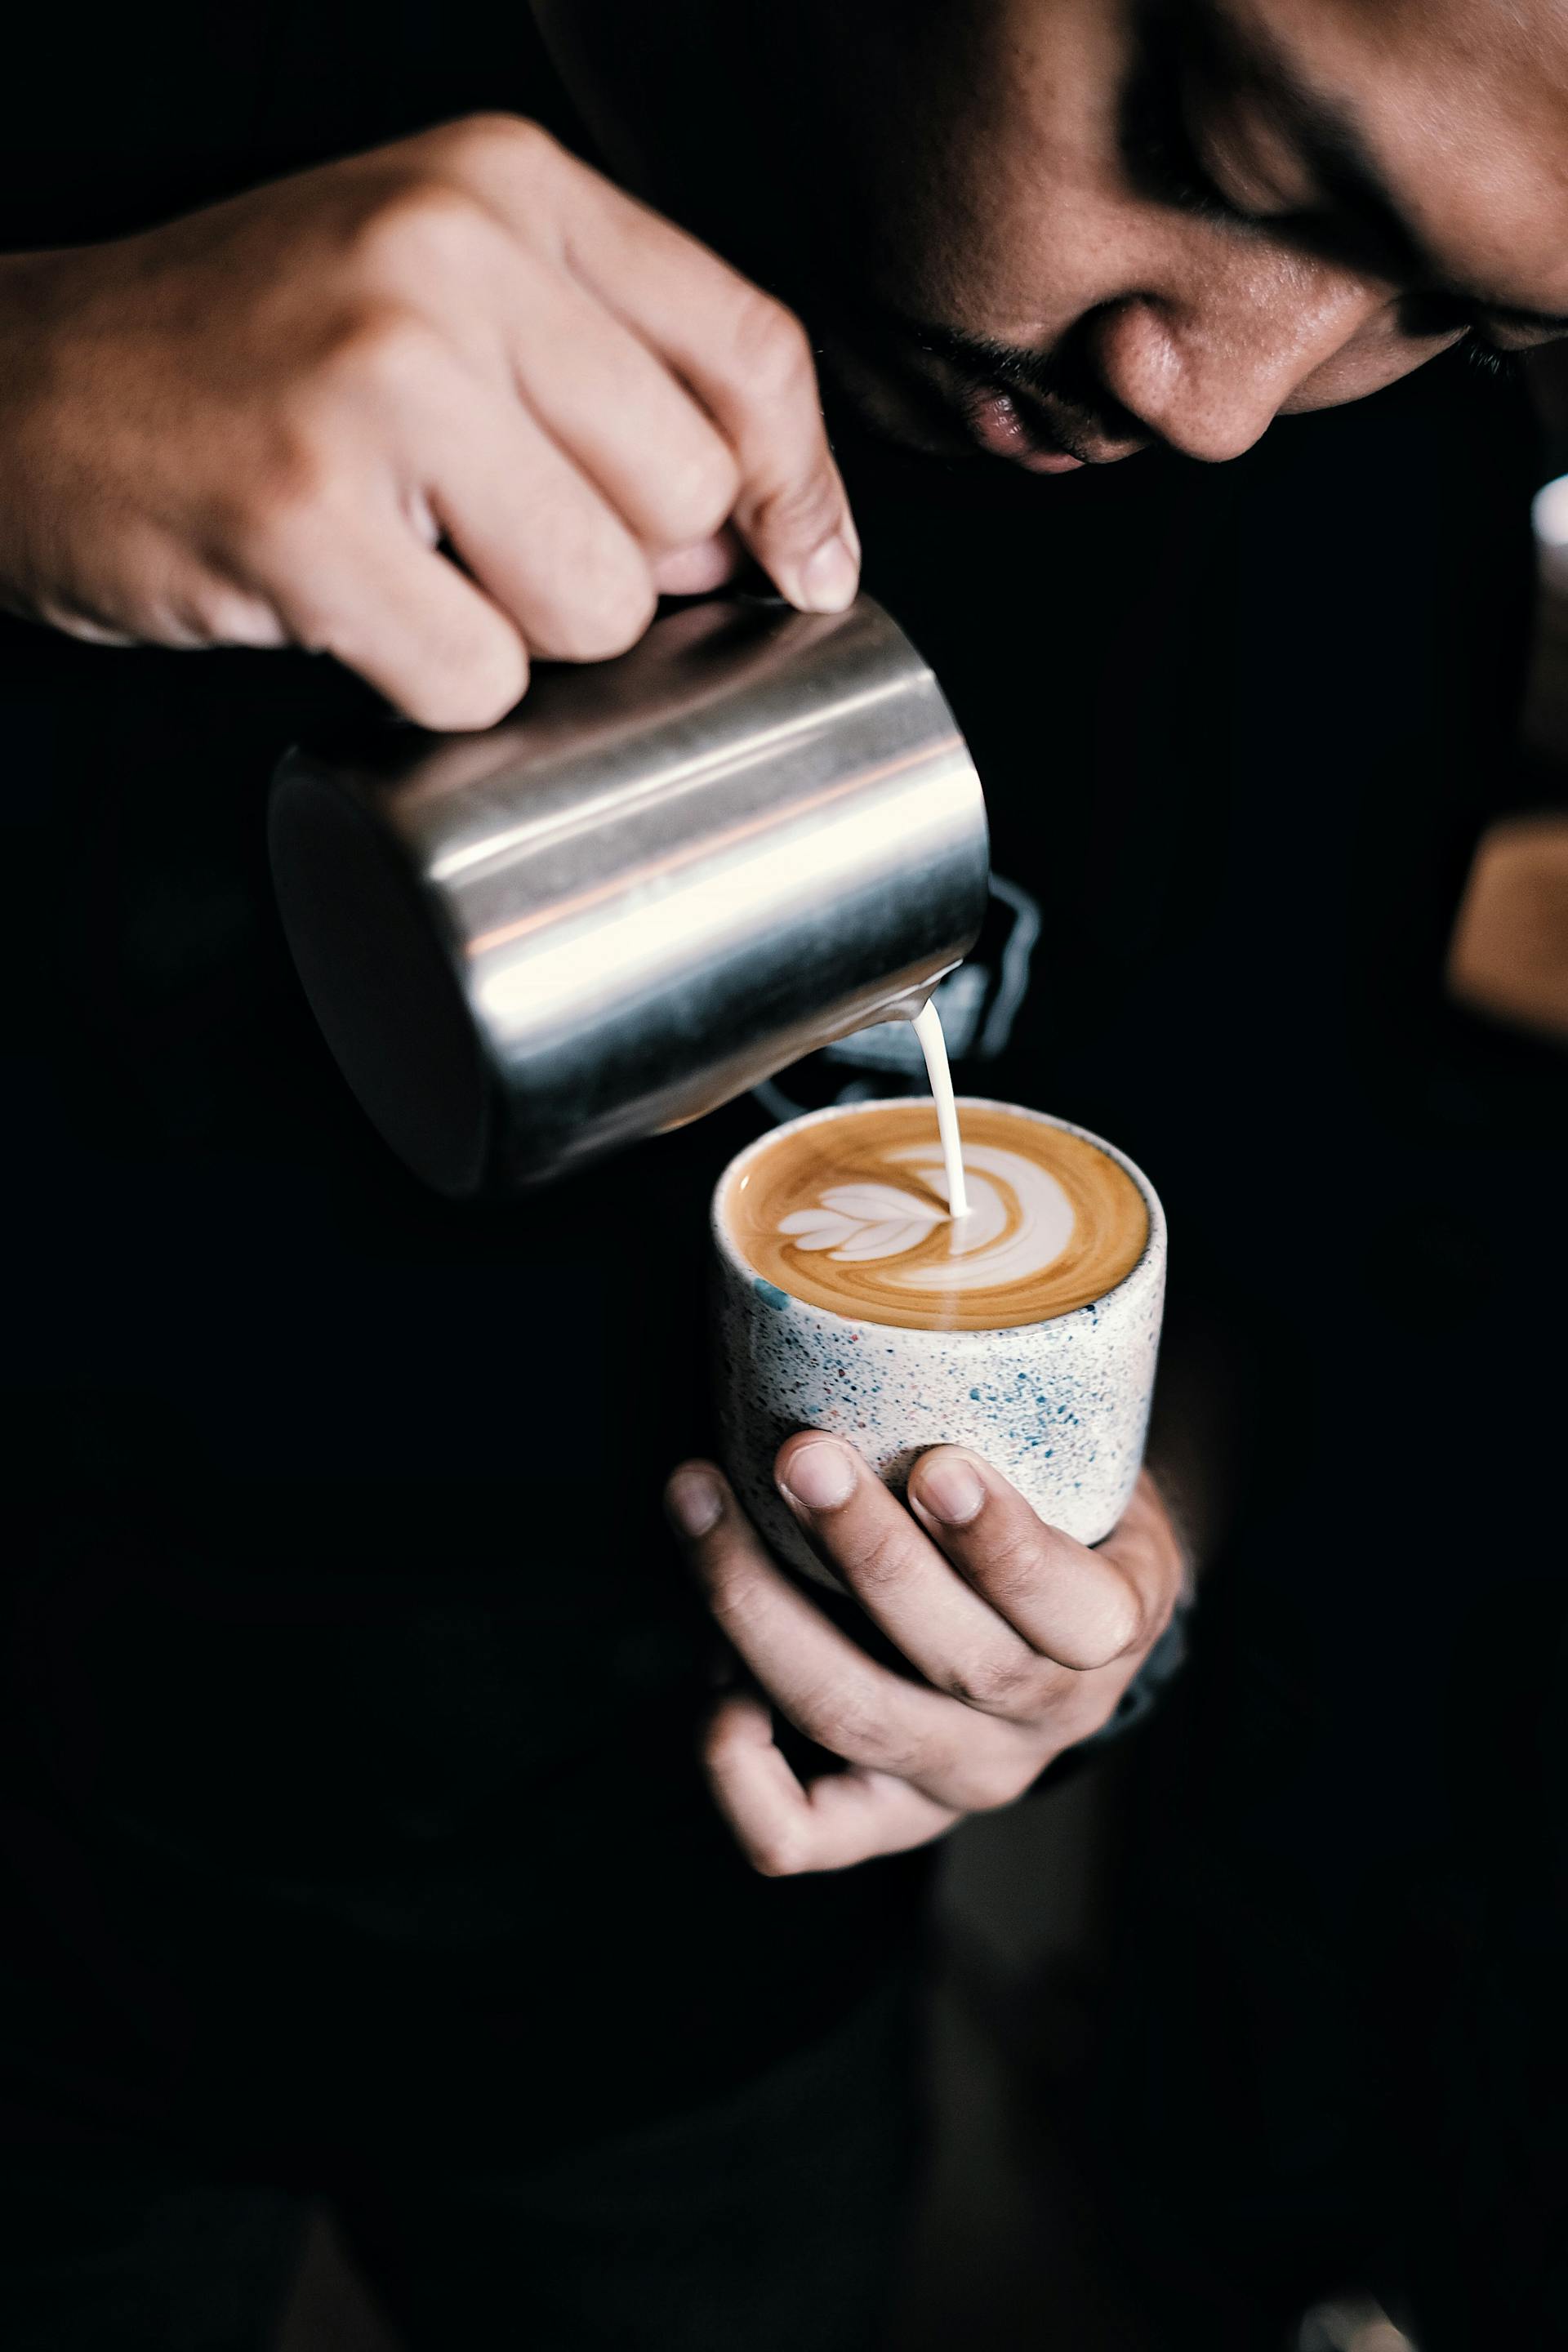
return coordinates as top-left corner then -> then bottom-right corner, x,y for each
725,1100 -> 1149,1332
782,1143 -> 1078,1292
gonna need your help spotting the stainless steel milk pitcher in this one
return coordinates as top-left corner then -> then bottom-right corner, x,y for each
269,593 -> 989,1194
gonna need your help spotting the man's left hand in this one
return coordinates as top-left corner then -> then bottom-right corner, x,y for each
664,1438 -> 1186,1875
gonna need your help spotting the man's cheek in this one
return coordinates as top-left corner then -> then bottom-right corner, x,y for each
1278,328 -> 1463,416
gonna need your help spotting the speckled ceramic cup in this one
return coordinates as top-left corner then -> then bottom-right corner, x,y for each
712,1098 -> 1165,1584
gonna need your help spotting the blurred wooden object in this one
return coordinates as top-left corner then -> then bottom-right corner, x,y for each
1441,358 -> 1568,1046
1447,813 -> 1568,1042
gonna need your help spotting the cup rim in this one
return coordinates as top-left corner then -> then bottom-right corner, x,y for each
710,1094 -> 1165,1340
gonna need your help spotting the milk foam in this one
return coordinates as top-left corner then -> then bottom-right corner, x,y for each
780,1143 -> 1076,1292
728,1099 -> 1150,1333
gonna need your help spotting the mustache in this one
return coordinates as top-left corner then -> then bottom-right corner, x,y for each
902,314 -> 1150,461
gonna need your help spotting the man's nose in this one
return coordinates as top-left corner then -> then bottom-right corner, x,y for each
1089,265 -> 1386,463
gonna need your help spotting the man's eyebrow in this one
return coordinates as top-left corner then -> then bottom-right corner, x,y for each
1182,0 -> 1432,275
1178,0 -> 1568,329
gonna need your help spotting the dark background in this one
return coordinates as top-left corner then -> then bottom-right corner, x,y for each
2,13 -> 1565,2348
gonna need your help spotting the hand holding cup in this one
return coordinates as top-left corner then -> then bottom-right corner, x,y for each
679,1094 -> 1174,1872
666,1448 -> 1185,1873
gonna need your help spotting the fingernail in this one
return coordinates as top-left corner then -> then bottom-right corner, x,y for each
666,1468 -> 723,1539
915,1455 -> 986,1526
779,1439 -> 856,1512
795,528 -> 859,614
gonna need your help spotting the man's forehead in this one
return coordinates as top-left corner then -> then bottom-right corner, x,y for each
1217,0 -> 1568,318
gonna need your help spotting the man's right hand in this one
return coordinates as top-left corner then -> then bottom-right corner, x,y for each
0,115 -> 859,728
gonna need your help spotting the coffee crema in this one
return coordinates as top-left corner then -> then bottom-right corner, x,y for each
724,1101 -> 1148,1332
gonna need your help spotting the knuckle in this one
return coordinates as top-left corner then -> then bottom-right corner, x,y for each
800,1682 -> 885,1763
399,639 -> 528,733
839,1522 -> 912,1597
554,564 -> 657,663
354,178 -> 494,284
313,309 -> 452,417
221,456 -> 330,576
177,581 -> 276,648
701,1566 -> 746,1626
702,1554 -> 764,1636
971,1519 -> 1052,1608
658,442 -> 741,543
1076,1578 -> 1144,1669
727,287 -> 815,399
441,663 -> 528,733
701,1705 -> 750,1776
1103,1584 -> 1147,1660
747,1826 -> 808,1878
945,1650 -> 1038,1716
354,308 -> 451,394
749,465 -> 840,556
440,109 -> 558,179
1037,1699 -> 1107,1762
1146,1585 -> 1178,1648
278,310 -> 447,449
952,1755 -> 1033,1815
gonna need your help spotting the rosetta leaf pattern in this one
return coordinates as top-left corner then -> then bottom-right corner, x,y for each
777,1183 -> 943,1263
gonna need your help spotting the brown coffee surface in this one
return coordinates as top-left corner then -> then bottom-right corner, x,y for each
724,1100 -> 1148,1331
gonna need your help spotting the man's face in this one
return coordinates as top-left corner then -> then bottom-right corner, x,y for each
535,0 -> 1568,474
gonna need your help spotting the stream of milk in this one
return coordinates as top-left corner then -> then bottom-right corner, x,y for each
910,999 -> 969,1222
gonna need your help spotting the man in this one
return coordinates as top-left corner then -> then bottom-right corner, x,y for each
0,4 -> 1560,2344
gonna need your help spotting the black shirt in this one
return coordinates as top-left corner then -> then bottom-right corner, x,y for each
2,5 -> 1558,2154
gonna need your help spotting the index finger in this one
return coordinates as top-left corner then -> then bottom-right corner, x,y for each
773,1432 -> 1067,1717
553,163 -> 860,613
664,1462 -> 1032,1811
